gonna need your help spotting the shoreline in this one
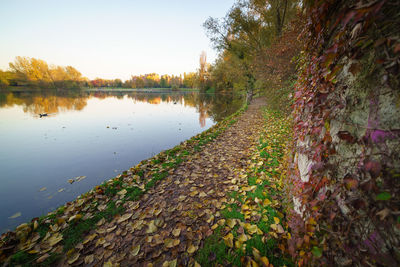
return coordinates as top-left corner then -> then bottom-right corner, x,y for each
0,101 -> 247,265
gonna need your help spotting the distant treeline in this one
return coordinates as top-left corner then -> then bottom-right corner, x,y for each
0,56 -> 202,90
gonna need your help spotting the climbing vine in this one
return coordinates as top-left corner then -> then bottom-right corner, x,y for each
286,0 -> 400,265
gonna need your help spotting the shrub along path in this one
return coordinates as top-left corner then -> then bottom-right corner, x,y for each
2,98 -> 293,266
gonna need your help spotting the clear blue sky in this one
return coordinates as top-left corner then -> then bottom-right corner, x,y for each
0,0 -> 235,80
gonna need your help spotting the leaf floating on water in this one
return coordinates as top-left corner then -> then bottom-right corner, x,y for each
75,176 -> 87,182
9,212 -> 21,219
68,179 -> 75,184
39,187 -> 47,192
58,188 -> 65,193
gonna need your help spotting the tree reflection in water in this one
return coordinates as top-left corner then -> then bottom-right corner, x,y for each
0,90 -> 243,124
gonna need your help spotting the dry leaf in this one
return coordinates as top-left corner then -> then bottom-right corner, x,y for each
118,213 -> 133,223
146,220 -> 158,234
187,244 -> 198,254
84,254 -> 94,264
223,233 -> 234,247
67,252 -> 80,265
131,244 -> 140,256
172,228 -> 181,237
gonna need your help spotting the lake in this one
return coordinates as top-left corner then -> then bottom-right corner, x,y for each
0,89 -> 243,233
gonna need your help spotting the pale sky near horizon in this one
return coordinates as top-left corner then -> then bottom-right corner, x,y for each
0,0 -> 235,80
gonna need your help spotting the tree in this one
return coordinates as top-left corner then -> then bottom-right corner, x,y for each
198,51 -> 208,91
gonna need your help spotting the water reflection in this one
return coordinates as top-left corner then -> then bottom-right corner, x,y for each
0,90 -> 243,126
0,89 -> 243,233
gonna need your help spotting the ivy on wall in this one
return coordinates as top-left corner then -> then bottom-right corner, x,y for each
286,0 -> 400,265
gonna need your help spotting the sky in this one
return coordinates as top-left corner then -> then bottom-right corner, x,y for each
0,0 -> 235,80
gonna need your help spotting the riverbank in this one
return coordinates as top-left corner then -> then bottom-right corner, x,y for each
0,99 -> 248,266
0,98 -> 294,266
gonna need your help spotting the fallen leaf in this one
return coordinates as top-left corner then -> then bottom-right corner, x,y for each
273,217 -> 280,224
117,189 -> 127,195
164,238 -> 180,248
68,214 -> 82,222
146,220 -> 158,234
48,233 -> 63,246
376,208 -> 390,220
131,244 -> 140,256
226,218 -> 236,228
39,187 -> 47,192
36,254 -> 50,263
84,254 -> 94,264
238,234 -> 248,242
260,256 -> 269,266
187,244 -> 198,254
118,213 -> 133,223
8,212 -> 21,219
223,233 -> 234,247
83,233 -> 97,245
172,228 -> 181,237
67,252 -> 80,264
199,192 -> 207,198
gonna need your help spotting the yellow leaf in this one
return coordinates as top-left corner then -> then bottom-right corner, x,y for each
131,244 -> 140,256
252,247 -> 261,261
68,214 -> 82,222
226,219 -> 236,228
85,255 -> 94,264
260,256 -> 269,267
83,233 -> 97,245
47,233 -> 63,246
273,217 -> 280,224
199,192 -> 207,198
223,233 -> 234,248
187,244 -> 198,254
117,189 -> 127,195
172,228 -> 181,237
247,224 -> 258,235
238,234 -> 248,242
117,213 -> 132,223
146,220 -> 158,234
67,252 -> 80,265
9,212 -> 22,219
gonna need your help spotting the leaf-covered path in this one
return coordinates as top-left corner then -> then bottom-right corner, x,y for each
66,99 -> 267,266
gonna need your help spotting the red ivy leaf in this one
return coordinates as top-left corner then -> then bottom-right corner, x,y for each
338,131 -> 356,143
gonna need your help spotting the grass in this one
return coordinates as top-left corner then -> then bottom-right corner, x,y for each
195,108 -> 293,266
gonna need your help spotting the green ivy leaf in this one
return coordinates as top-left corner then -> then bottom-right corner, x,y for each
312,246 -> 322,258
376,192 -> 391,201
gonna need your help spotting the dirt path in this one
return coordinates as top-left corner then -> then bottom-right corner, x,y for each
65,99 -> 266,266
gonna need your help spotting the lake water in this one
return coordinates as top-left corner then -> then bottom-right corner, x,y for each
0,90 -> 243,233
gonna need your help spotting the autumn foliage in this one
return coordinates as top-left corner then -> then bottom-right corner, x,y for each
286,0 -> 400,265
